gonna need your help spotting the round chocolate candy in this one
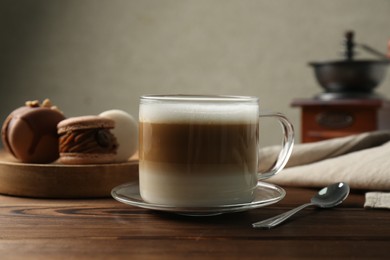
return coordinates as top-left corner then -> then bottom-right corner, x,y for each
2,105 -> 66,163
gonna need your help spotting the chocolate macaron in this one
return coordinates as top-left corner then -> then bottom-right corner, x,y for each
57,116 -> 118,164
1,99 -> 66,163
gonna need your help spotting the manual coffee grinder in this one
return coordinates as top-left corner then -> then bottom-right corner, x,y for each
309,31 -> 389,100
292,31 -> 390,143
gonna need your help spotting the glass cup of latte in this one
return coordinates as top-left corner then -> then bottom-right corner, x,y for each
138,95 -> 294,207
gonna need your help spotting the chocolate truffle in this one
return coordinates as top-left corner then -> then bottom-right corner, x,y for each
1,99 -> 66,163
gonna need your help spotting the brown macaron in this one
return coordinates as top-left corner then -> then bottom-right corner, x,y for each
57,116 -> 118,164
1,101 -> 66,163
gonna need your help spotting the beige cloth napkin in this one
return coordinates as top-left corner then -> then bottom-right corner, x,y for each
261,131 -> 390,209
364,192 -> 390,209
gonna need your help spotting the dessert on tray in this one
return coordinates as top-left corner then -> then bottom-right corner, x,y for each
1,99 -> 65,163
0,99 -> 139,198
57,115 -> 118,164
99,109 -> 138,162
1,99 -> 138,165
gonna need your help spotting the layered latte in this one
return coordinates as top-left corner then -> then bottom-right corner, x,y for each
139,98 -> 259,206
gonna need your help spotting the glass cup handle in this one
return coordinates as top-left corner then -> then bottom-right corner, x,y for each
258,112 -> 294,180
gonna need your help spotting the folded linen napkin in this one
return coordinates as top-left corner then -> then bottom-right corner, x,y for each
364,192 -> 390,209
262,131 -> 390,209
260,130 -> 390,172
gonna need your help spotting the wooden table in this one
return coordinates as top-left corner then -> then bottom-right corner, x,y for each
0,186 -> 388,259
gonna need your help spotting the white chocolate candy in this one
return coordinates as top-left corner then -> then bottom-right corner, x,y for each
99,109 -> 138,162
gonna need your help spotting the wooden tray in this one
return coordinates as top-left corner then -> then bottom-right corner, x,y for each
0,151 -> 138,199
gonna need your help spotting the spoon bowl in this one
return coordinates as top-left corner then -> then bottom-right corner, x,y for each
312,182 -> 350,208
252,182 -> 350,229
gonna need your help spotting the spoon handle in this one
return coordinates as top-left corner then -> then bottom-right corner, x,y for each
252,202 -> 314,229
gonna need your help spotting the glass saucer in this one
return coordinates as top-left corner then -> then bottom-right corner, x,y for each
111,181 -> 285,216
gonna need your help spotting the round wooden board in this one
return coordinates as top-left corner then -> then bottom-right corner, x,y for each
0,151 -> 139,198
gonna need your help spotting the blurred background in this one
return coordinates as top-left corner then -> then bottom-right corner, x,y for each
1,0 -> 389,147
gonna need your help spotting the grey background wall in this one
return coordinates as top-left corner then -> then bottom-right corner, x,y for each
1,0 -> 390,147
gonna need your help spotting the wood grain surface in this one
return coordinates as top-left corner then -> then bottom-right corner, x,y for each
0,187 -> 389,259
0,151 -> 138,198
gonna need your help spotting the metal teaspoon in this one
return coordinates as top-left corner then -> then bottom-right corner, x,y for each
252,182 -> 350,229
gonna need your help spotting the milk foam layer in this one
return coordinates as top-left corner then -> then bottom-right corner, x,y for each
140,102 -> 259,123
